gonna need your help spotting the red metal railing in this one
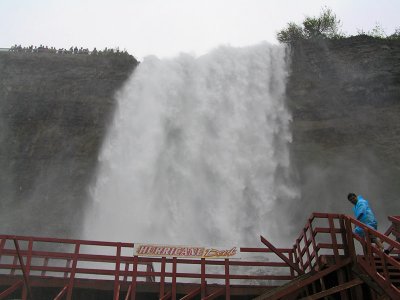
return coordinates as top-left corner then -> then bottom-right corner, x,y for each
0,234 -> 298,300
343,215 -> 400,299
1,213 -> 400,299
253,213 -> 400,299
286,213 -> 400,299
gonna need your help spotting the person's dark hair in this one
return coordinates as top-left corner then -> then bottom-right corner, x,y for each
347,193 -> 356,201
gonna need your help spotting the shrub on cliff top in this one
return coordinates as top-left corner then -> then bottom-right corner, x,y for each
277,7 -> 399,44
366,25 -> 400,40
277,7 -> 343,44
390,28 -> 400,40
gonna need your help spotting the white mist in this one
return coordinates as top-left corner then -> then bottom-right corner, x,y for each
83,43 -> 295,247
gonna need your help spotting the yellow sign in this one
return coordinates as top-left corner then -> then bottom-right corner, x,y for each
135,244 -> 238,259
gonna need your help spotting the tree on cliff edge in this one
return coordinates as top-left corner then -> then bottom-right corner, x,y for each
277,7 -> 343,43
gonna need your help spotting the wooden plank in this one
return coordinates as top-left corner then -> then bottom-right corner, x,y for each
299,278 -> 363,300
254,258 -> 351,300
203,288 -> 224,300
180,287 -> 201,300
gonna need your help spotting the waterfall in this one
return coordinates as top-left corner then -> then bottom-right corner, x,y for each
83,42 -> 295,247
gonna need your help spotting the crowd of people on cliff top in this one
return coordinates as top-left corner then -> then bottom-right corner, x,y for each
9,44 -> 129,56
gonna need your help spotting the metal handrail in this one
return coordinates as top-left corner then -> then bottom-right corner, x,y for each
1,213 -> 400,299
0,234 -> 296,299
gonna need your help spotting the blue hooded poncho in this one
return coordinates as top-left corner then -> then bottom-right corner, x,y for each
353,195 -> 378,237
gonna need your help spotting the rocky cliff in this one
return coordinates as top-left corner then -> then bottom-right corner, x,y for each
286,36 -> 400,228
0,52 -> 138,236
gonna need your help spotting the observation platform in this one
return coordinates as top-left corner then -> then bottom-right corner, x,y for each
1,213 -> 399,299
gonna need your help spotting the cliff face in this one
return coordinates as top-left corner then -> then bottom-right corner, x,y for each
1,36 -> 399,238
0,52 -> 138,236
286,36 -> 400,227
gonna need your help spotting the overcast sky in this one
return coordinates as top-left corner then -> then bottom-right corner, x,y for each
1,0 -> 399,60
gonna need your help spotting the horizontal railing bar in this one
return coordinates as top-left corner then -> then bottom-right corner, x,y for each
311,213 -> 342,219
314,227 -> 342,234
0,235 -> 135,247
3,250 -> 284,267
160,272 -> 293,280
0,267 -> 293,282
240,247 -> 293,253
317,243 -> 344,250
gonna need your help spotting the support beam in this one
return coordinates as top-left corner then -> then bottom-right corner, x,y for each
53,286 -> 68,300
260,235 -> 303,275
203,288 -> 224,300
124,284 -> 131,300
0,280 -> 23,299
159,291 -> 172,300
180,287 -> 201,300
299,278 -> 363,300
13,239 -> 34,300
357,258 -> 400,299
254,258 -> 351,300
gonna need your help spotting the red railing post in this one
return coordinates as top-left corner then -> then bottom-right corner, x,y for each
328,216 -> 349,300
22,238 -> 33,300
13,238 -> 34,300
0,238 -> 6,258
10,256 -> 18,276
172,257 -> 177,300
201,258 -> 206,298
66,242 -> 80,300
130,255 -> 138,300
344,217 -> 357,262
308,220 -> 319,266
328,216 -> 340,263
225,258 -> 230,300
113,243 -> 122,300
289,250 -> 295,278
292,245 -> 300,275
41,257 -> 49,277
303,227 -> 312,272
159,256 -> 166,298
295,238 -> 305,272
339,217 -> 349,257
64,259 -> 71,278
369,235 -> 378,275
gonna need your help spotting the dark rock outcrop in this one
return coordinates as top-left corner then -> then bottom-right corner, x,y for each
286,36 -> 400,228
0,52 -> 138,237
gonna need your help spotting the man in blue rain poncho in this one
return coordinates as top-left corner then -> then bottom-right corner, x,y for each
347,193 -> 384,251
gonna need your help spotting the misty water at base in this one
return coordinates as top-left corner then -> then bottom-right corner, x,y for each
83,43 -> 298,248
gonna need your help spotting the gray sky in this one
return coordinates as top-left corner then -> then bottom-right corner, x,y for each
1,0 -> 399,60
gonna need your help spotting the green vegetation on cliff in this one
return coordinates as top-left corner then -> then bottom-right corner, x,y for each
277,7 -> 400,44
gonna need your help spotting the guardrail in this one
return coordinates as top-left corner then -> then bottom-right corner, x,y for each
0,234 -> 297,300
1,213 -> 400,299
255,213 -> 400,299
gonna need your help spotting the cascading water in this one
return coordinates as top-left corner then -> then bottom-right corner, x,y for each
83,42 -> 296,248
